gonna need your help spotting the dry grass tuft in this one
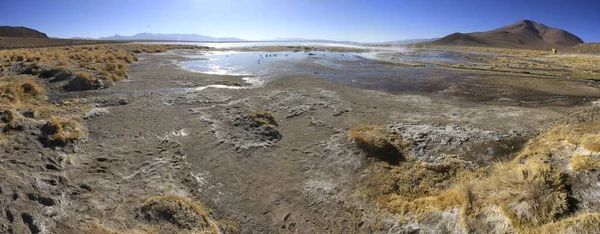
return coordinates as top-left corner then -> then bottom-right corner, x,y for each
538,213 -> 600,234
0,44 -> 207,92
40,117 -> 84,146
0,78 -> 45,105
387,187 -> 466,216
65,71 -> 103,91
580,134 -> 600,152
248,111 -> 277,126
472,159 -> 568,227
363,160 -> 473,220
363,123 -> 600,232
140,195 -> 219,234
515,123 -> 600,161
349,125 -> 408,163
571,154 -> 597,171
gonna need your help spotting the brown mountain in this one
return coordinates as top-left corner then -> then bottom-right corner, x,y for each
432,20 -> 584,49
0,26 -> 48,38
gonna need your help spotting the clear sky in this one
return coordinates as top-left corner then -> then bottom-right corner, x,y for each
2,0 -> 599,42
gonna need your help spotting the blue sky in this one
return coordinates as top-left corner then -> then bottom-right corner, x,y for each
2,0 -> 599,42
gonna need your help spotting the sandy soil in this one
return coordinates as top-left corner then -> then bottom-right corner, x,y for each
2,47 -> 600,233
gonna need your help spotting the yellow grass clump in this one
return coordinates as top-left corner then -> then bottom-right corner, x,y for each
538,213 -> 600,234
364,123 -> 600,233
0,79 -> 45,105
515,123 -> 600,161
0,44 -> 207,87
580,134 -> 600,152
65,71 -> 102,91
349,125 -> 408,162
41,117 -> 84,146
386,186 -> 467,217
140,195 -> 219,234
571,154 -> 597,171
471,159 -> 568,227
248,111 -> 277,126
362,160 -> 474,221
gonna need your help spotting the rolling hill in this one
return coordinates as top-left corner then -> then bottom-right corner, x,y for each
431,20 -> 583,49
0,26 -> 48,38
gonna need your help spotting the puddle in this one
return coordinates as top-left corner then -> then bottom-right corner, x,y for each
180,50 -> 462,93
181,51 -> 363,76
164,49 -> 600,107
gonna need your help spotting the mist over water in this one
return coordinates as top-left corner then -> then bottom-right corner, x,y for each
147,41 -> 413,52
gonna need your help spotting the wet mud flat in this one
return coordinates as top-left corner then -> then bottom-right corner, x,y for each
179,49 -> 600,108
68,48 -> 600,233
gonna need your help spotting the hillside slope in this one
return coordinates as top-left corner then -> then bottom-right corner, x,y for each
432,20 -> 583,49
0,26 -> 48,38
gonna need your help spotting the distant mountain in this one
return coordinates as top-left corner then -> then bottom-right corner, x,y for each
431,20 -> 584,49
98,33 -> 244,41
266,37 -> 355,44
70,37 -> 95,40
271,37 -> 307,41
0,26 -> 48,38
386,38 -> 439,45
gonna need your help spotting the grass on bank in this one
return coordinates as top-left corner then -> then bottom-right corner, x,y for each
0,44 -> 207,89
0,44 -> 207,145
0,78 -> 45,106
355,123 -> 600,233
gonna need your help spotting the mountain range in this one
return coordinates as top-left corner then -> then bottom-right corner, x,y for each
386,38 -> 439,45
97,33 -> 243,41
430,20 -> 583,49
0,20 -> 587,50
